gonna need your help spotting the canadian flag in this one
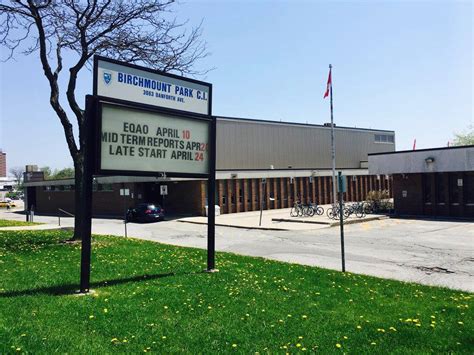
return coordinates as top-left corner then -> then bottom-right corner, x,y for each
323,68 -> 332,99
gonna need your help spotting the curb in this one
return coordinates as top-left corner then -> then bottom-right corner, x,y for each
0,225 -> 73,232
329,216 -> 389,227
271,216 -> 388,227
271,218 -> 330,225
178,219 -> 290,231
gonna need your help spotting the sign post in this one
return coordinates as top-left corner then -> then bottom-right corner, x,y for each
79,56 -> 215,293
79,95 -> 96,293
160,185 -> 168,212
259,178 -> 266,227
338,171 -> 346,272
120,186 -> 130,238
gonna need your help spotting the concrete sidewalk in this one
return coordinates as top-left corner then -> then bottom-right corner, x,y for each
179,205 -> 387,230
179,208 -> 328,231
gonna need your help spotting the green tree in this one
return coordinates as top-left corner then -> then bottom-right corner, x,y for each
453,125 -> 474,146
40,166 -> 52,180
1,1 -> 208,239
53,167 -> 75,179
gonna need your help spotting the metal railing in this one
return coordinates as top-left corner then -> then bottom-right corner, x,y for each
58,208 -> 74,226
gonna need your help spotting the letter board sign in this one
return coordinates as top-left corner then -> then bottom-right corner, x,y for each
98,103 -> 210,176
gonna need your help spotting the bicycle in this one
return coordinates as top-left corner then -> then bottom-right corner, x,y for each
309,202 -> 324,216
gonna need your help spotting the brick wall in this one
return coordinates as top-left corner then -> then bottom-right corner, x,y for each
216,175 -> 393,214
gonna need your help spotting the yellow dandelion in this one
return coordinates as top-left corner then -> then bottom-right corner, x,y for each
296,343 -> 301,347
389,327 -> 397,331
371,342 -> 376,345
89,315 -> 95,319
458,321 -> 464,325
302,315 -> 308,319
232,344 -> 237,348
103,308 -> 108,313
336,343 -> 342,348
357,325 -> 362,329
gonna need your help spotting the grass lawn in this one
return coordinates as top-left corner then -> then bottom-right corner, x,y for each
0,219 -> 41,227
0,230 -> 472,354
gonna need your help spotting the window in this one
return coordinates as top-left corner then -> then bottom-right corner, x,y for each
97,183 -> 113,192
375,134 -> 395,144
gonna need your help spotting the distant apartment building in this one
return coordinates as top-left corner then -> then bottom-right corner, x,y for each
0,150 -> 6,177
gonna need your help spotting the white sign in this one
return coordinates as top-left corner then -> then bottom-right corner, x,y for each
160,185 -> 168,196
402,190 -> 407,198
100,104 -> 210,175
120,188 -> 130,196
96,58 -> 210,115
457,179 -> 463,187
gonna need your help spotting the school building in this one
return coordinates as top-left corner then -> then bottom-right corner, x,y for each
369,145 -> 474,218
24,116 -> 396,216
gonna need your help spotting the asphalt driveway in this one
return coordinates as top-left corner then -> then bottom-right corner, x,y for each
1,209 -> 473,292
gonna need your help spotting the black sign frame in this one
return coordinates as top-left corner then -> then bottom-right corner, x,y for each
79,57 -> 217,293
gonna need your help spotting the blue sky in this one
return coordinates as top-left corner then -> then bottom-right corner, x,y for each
0,0 -> 472,171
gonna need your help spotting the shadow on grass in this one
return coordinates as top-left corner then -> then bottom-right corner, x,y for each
0,271 -> 204,298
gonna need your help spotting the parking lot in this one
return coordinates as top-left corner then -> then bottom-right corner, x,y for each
1,208 -> 473,292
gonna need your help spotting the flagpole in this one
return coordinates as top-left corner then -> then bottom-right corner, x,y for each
329,64 -> 337,206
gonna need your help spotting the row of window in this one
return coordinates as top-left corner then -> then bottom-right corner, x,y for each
43,184 -> 114,192
375,134 -> 395,143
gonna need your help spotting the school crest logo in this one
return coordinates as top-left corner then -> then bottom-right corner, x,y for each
103,72 -> 112,85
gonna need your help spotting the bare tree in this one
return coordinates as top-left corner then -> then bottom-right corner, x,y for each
9,166 -> 24,188
0,0 -> 209,239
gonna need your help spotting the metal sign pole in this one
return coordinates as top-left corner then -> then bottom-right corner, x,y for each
338,171 -> 346,272
259,178 -> 266,227
122,185 -> 128,238
79,95 -> 96,293
207,116 -> 217,271
330,64 -> 337,207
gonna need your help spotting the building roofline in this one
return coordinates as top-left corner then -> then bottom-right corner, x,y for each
368,144 -> 474,156
216,115 -> 395,133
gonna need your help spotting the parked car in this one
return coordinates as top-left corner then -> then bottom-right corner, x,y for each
126,203 -> 165,223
